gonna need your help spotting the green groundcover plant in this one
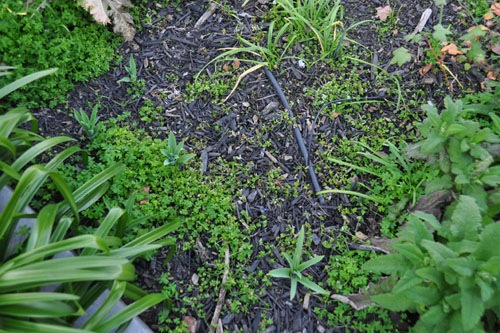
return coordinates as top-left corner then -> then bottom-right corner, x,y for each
0,70 -> 179,332
0,0 -> 118,108
362,96 -> 500,332
364,198 -> 500,332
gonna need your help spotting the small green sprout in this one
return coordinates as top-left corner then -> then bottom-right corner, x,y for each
161,132 -> 195,167
117,55 -> 137,83
73,104 -> 101,139
268,226 -> 329,300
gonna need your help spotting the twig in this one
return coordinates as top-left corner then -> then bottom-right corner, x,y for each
195,2 -> 218,29
208,245 -> 230,333
423,35 -> 452,93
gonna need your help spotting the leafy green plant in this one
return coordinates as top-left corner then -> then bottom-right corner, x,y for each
406,96 -> 499,215
117,55 -> 146,98
269,226 -> 329,300
359,95 -> 499,332
364,197 -> 500,332
118,54 -> 138,83
0,71 -> 179,332
161,132 -> 196,167
0,0 -> 119,108
320,140 -> 429,236
73,104 -> 102,139
274,0 -> 369,60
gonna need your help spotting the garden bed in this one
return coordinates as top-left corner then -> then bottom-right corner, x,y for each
4,0 -> 498,332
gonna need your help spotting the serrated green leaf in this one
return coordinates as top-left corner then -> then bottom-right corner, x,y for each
459,278 -> 483,331
446,257 -> 476,277
371,293 -> 414,311
476,277 -> 494,302
415,268 -> 445,289
411,211 -> 441,232
421,134 -> 446,154
425,175 -> 453,193
432,24 -> 451,42
444,123 -> 466,137
393,243 -> 425,264
421,240 -> 458,265
449,195 -> 482,240
363,253 -> 408,274
419,304 -> 446,327
467,41 -> 486,64
460,25 -> 487,42
405,286 -> 441,306
475,223 -> 500,261
390,47 -> 412,66
393,271 -> 423,293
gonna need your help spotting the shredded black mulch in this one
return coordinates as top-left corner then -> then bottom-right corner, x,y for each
34,0 -> 486,332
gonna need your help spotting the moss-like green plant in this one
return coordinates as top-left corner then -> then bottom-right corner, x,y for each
0,0 -> 119,108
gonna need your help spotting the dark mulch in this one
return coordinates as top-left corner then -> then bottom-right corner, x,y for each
34,0 -> 484,332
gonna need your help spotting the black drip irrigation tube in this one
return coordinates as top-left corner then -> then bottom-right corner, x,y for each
264,67 -> 387,207
264,67 -> 326,205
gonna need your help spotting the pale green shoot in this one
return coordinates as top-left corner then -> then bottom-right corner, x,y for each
268,226 -> 329,300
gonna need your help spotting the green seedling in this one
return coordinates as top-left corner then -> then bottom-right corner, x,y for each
268,226 -> 329,300
118,55 -> 138,83
161,132 -> 196,167
74,104 -> 102,139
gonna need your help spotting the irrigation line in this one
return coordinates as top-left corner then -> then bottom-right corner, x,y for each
263,67 -> 326,205
264,66 -> 388,206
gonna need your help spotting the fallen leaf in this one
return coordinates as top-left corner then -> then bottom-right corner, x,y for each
82,0 -> 110,25
375,6 -> 392,20
484,11 -> 494,20
440,43 -> 464,55
355,231 -> 368,241
331,293 -> 374,310
487,71 -> 496,80
390,47 -> 413,66
332,111 -> 340,118
183,316 -> 197,333
232,59 -> 241,69
491,44 -> 500,55
419,63 -> 433,76
492,2 -> 500,16
222,63 -> 230,71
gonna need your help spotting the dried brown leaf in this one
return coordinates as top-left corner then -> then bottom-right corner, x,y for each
82,0 -> 110,25
331,293 -> 374,310
375,6 -> 392,21
492,2 -> 500,16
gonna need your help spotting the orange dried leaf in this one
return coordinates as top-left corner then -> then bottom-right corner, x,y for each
441,43 -> 464,55
492,2 -> 500,16
222,63 -> 230,71
419,63 -> 433,76
484,11 -> 494,20
232,59 -> 241,69
487,72 -> 496,80
375,6 -> 392,20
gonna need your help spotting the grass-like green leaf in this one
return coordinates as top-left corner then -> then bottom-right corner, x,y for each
81,280 -> 126,330
0,68 -> 58,99
297,277 -> 329,295
94,293 -> 166,332
296,255 -> 324,271
268,267 -> 291,279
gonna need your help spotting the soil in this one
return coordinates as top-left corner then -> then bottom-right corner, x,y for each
33,0 -> 488,332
